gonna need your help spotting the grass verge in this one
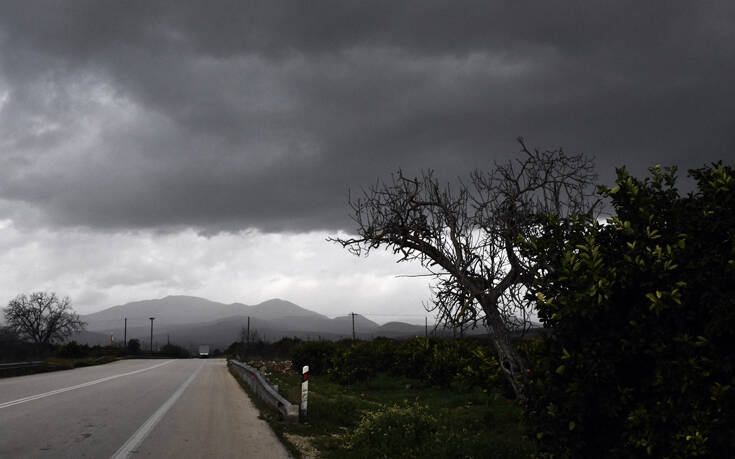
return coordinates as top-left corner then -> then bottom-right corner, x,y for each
230,360 -> 534,458
46,355 -> 121,369
0,356 -> 122,378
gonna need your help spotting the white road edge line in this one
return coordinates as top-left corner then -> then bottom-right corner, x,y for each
110,362 -> 204,459
0,360 -> 174,410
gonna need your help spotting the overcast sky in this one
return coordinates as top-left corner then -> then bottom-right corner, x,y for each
0,1 -> 733,322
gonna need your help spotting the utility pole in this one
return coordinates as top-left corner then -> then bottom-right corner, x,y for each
167,333 -> 170,346
425,316 -> 428,338
351,312 -> 356,340
149,317 -> 155,354
124,317 -> 127,347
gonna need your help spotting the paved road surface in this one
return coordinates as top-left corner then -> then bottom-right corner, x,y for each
0,359 -> 289,458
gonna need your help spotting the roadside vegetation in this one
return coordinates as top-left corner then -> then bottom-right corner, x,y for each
231,161 -> 735,458
229,337 -> 534,458
0,331 -> 192,378
3,156 -> 732,456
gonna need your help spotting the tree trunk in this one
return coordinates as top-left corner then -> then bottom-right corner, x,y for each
33,341 -> 45,360
478,295 -> 528,402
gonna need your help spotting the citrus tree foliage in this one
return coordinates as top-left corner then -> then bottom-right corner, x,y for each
524,164 -> 735,457
303,337 -> 506,392
333,140 -> 597,399
4,292 -> 86,353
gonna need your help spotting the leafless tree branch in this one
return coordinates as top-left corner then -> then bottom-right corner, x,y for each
330,139 -> 598,400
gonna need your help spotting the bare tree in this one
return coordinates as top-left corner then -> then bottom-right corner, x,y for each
332,139 -> 597,400
3,292 -> 86,355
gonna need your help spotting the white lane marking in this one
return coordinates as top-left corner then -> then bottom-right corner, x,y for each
110,362 -> 204,459
0,360 -> 174,410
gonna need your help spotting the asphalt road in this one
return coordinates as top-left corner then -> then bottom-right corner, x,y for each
0,359 -> 289,458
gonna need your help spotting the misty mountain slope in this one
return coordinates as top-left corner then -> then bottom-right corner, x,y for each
240,298 -> 331,321
332,314 -> 379,332
74,295 -> 442,347
80,296 -> 327,332
81,295 -> 238,329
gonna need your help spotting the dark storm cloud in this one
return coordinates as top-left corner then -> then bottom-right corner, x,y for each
0,1 -> 733,232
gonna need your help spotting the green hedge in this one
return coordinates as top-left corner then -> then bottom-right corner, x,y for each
291,337 -> 509,394
524,164 -> 735,457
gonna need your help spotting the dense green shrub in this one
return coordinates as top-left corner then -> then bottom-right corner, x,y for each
56,341 -> 89,359
307,337 -> 506,392
347,401 -> 439,458
226,337 -> 303,360
291,340 -> 338,375
346,398 -> 531,459
270,337 -> 302,357
391,337 -> 433,376
453,346 -> 505,393
159,343 -> 190,358
524,164 -> 735,457
328,341 -> 381,384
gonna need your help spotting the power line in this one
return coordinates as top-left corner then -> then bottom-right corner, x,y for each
358,312 -> 434,317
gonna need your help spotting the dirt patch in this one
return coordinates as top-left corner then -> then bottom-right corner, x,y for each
283,433 -> 320,459
247,360 -> 296,376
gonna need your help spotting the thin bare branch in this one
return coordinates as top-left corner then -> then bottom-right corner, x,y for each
331,139 -> 598,400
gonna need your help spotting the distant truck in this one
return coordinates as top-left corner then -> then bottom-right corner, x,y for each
198,345 -> 210,358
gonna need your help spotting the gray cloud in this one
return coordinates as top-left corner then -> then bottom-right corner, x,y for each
0,1 -> 733,232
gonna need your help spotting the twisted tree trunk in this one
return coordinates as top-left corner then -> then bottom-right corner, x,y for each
479,295 -> 528,402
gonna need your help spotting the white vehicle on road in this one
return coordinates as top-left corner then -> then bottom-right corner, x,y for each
198,345 -> 210,358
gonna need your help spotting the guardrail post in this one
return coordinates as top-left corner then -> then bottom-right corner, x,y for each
300,365 -> 309,420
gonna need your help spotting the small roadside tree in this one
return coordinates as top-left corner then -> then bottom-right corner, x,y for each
3,292 -> 86,356
332,139 -> 598,399
127,338 -> 141,355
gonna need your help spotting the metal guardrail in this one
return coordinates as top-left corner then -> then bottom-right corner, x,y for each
229,359 -> 299,423
0,361 -> 48,377
0,361 -> 46,370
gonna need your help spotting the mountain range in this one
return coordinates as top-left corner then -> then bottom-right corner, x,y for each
74,295 -> 431,350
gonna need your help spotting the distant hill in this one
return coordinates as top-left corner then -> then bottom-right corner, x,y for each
332,313 -> 380,332
80,295 -> 328,335
81,295 -> 326,329
244,298 -> 330,321
76,295 -> 437,349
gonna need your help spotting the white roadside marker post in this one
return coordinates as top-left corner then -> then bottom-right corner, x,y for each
301,365 -> 309,421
